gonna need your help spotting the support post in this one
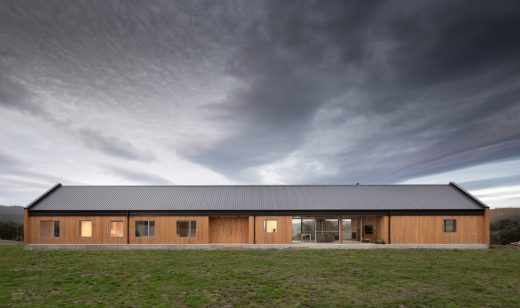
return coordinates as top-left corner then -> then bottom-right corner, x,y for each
127,211 -> 130,244
360,216 -> 363,242
338,215 -> 343,243
388,212 -> 391,244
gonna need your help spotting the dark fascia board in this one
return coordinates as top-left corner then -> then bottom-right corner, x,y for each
449,182 -> 489,208
28,209 -> 485,217
26,183 -> 62,209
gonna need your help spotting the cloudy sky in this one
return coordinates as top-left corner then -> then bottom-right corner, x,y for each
1,1 -> 520,207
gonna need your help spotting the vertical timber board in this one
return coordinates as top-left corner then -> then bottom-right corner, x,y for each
209,217 -> 249,243
254,216 -> 292,244
130,216 -> 210,244
483,208 -> 490,245
390,215 -> 486,244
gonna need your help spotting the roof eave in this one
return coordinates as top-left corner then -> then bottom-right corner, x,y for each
449,182 -> 489,208
26,183 -> 62,209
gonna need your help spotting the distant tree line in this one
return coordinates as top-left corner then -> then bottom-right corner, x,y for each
491,218 -> 520,245
0,221 -> 23,241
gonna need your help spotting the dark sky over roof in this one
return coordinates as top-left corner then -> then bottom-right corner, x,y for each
1,1 -> 520,207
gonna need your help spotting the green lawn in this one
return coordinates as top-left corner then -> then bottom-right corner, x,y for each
1,244 -> 519,307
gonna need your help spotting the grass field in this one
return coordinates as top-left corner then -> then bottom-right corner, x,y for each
0,244 -> 519,307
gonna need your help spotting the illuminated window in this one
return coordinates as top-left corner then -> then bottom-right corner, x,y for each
264,220 -> 277,233
111,221 -> 124,237
135,220 -> 155,237
444,219 -> 457,232
40,220 -> 60,238
80,220 -> 93,237
177,220 -> 196,237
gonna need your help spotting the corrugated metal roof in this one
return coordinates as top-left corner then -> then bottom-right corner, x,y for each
28,184 -> 486,211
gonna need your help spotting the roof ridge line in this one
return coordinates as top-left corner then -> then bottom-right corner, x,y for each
59,184 -> 452,187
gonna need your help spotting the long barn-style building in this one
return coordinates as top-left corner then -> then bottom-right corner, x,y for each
24,183 -> 490,247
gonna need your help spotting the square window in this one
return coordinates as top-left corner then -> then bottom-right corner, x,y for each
40,220 -> 60,238
444,219 -> 457,232
177,220 -> 196,237
80,221 -> 93,237
135,220 -> 155,237
111,221 -> 124,237
264,220 -> 277,233
364,224 -> 374,235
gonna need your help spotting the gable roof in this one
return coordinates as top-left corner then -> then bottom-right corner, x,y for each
27,183 -> 487,212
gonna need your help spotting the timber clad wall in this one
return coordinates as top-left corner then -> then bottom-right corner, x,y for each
25,213 -> 489,245
210,217 -> 249,243
389,215 -> 485,244
130,216 -> 209,244
27,216 -> 128,244
252,216 -> 292,244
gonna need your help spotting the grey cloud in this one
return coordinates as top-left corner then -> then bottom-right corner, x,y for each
460,175 -> 520,191
106,165 -> 173,185
186,1 -> 520,183
78,129 -> 156,162
0,73 -> 47,116
1,0 -> 520,198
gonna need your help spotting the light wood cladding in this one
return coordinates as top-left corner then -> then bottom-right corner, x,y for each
209,217 -> 249,243
483,208 -> 490,244
253,216 -> 292,244
25,212 -> 488,245
377,216 -> 389,243
26,216 -> 128,244
390,215 -> 485,244
130,216 -> 209,244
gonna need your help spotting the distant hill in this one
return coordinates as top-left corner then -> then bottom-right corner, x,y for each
0,205 -> 24,224
490,208 -> 520,224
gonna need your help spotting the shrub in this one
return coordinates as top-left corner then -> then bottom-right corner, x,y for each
490,219 -> 520,245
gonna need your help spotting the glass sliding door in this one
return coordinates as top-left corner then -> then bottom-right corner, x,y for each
342,218 -> 352,241
291,218 -> 315,242
292,219 -> 302,242
316,218 -> 339,242
301,219 -> 316,242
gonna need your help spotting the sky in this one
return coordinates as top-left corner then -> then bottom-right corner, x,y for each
1,0 -> 520,207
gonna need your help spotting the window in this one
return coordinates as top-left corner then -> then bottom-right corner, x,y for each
176,220 -> 196,237
40,220 -> 60,238
444,219 -> 457,232
264,220 -> 277,233
80,220 -> 93,237
111,221 -> 124,237
364,224 -> 374,235
135,220 -> 155,237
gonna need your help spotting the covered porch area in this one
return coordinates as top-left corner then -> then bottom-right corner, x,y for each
291,216 -> 389,244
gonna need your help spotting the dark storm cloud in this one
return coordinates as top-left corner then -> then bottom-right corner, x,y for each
188,0 -> 520,183
1,0 -> 520,199
106,165 -> 173,185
